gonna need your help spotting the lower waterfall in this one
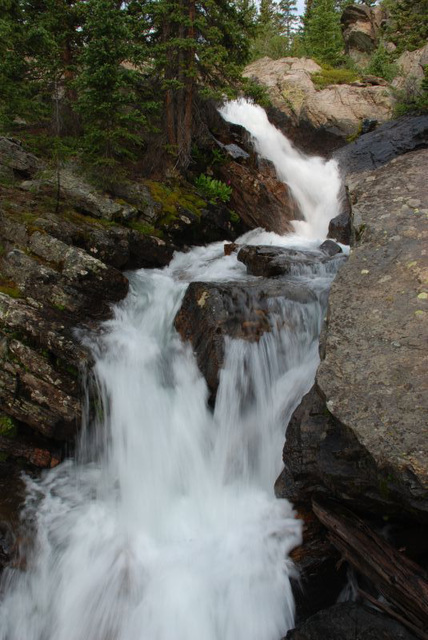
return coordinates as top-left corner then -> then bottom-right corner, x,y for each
0,101 -> 343,640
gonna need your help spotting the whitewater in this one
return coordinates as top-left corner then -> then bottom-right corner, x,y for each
0,100 -> 343,640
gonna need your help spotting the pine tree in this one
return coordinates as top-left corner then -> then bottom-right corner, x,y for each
76,0 -> 147,174
0,0 -> 31,129
304,0 -> 343,65
140,0 -> 253,169
277,0 -> 298,41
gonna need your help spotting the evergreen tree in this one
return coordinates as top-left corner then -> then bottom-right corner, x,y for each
304,0 -> 343,65
76,0 -> 148,173
383,0 -> 428,54
277,0 -> 298,40
139,0 -> 254,169
0,0 -> 31,128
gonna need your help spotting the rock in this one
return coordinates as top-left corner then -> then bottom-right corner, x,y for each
0,137 -> 44,179
334,114 -> 428,174
237,245 -> 345,278
286,148 -> 428,522
327,187 -> 354,246
174,279 -> 317,396
393,43 -> 428,92
285,602 -> 418,640
341,4 -> 382,66
0,295 -> 87,443
243,56 -> 393,143
318,240 -> 342,257
217,158 -> 299,235
0,224 -> 128,321
288,506 -> 347,622
21,169 -> 139,223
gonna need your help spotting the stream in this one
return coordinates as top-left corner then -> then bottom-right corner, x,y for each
0,100 -> 344,640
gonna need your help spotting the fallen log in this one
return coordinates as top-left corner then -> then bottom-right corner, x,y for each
312,495 -> 428,640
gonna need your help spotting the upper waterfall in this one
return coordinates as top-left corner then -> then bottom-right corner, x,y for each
220,99 -> 342,241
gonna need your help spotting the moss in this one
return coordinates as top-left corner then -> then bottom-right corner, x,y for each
312,67 -> 360,90
0,415 -> 18,438
128,221 -> 157,236
53,303 -> 66,312
347,120 -> 364,144
145,180 -> 205,221
0,284 -> 23,299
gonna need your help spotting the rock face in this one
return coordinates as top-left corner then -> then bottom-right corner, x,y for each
341,4 -> 383,66
174,278 -> 317,397
243,57 -> 394,144
393,43 -> 428,92
278,148 -> 428,522
217,158 -> 299,235
334,114 -> 428,174
285,602 -> 418,640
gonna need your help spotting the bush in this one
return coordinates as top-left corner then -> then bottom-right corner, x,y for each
365,45 -> 398,83
195,174 -> 232,204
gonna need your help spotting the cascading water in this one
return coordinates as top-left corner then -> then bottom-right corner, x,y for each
0,100 -> 343,640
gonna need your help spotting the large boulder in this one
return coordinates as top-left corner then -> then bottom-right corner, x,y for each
341,4 -> 383,66
237,244 -> 344,278
333,114 -> 428,174
0,137 -> 44,180
174,278 -> 317,397
217,158 -> 299,235
278,148 -> 428,522
392,43 -> 428,92
243,57 -> 394,145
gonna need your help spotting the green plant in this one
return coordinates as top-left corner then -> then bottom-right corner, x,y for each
194,174 -> 232,204
365,44 -> 398,83
312,67 -> 360,90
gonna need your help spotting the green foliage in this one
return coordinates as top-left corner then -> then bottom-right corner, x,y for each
303,0 -> 344,66
195,174 -> 232,203
0,415 -> 17,438
147,180 -> 206,218
383,0 -> 428,54
241,77 -> 272,108
365,44 -> 398,82
312,66 -> 360,89
393,65 -> 428,116
76,0 -> 148,174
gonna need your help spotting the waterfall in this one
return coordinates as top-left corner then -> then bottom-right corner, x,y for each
220,99 -> 342,241
0,101 -> 343,640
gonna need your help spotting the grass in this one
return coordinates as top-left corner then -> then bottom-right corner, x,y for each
312,67 -> 360,90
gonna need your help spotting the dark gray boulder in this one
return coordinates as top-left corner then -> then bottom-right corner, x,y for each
334,115 -> 428,174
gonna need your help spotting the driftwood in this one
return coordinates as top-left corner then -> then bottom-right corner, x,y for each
312,495 -> 428,640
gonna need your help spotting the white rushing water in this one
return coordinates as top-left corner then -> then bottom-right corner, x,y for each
0,101 -> 343,640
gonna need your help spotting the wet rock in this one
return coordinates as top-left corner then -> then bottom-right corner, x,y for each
288,506 -> 346,622
217,159 -> 299,235
327,189 -> 354,245
0,137 -> 44,179
285,602 -> 418,640
318,240 -> 342,257
174,280 -> 316,396
334,115 -> 428,174
237,245 -> 344,278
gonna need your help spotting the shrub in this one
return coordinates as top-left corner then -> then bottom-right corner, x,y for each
194,174 -> 232,204
365,45 -> 398,83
